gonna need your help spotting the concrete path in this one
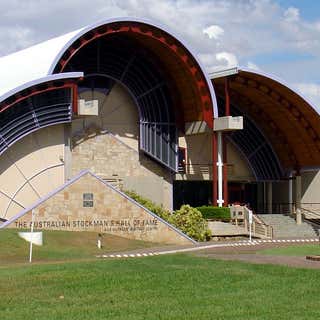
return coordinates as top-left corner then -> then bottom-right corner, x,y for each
97,237 -> 320,259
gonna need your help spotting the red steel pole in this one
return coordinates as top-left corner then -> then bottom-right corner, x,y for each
225,78 -> 230,116
72,84 -> 78,115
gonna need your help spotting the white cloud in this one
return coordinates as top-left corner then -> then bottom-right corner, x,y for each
283,7 -> 300,22
0,26 -> 35,55
0,0 -> 318,95
216,52 -> 238,68
203,25 -> 224,39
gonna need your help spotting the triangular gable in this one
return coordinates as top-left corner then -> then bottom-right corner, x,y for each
2,170 -> 195,245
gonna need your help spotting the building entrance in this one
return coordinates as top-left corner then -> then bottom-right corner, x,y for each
173,181 -> 258,211
228,182 -> 258,211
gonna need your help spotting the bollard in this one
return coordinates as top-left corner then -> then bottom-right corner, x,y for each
296,208 -> 302,225
97,233 -> 102,249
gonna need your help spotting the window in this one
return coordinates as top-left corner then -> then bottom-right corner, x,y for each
83,193 -> 94,207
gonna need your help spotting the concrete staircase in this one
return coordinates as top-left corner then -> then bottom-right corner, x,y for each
258,214 -> 319,238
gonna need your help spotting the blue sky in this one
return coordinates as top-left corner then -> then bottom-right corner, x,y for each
0,0 -> 319,106
277,0 -> 320,21
241,1 -> 320,86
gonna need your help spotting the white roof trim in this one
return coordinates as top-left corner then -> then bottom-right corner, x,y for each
0,72 -> 83,103
209,67 -> 238,79
0,29 -> 82,98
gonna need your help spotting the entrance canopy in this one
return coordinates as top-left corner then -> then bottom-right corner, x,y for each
212,67 -> 320,179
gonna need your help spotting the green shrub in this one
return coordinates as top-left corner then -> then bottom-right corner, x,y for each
196,206 -> 231,221
124,190 -> 172,221
171,205 -> 211,241
124,191 -> 211,241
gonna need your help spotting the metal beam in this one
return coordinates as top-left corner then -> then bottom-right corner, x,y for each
209,67 -> 238,80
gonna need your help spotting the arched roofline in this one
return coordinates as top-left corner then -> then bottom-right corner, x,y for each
238,66 -> 320,116
211,66 -> 320,170
225,98 -> 284,180
0,78 -> 76,157
47,17 -> 218,119
0,72 -> 83,104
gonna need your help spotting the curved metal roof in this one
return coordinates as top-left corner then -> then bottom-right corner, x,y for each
0,29 -> 82,99
0,73 -> 82,157
212,67 -> 320,173
0,17 -> 217,119
0,72 -> 82,103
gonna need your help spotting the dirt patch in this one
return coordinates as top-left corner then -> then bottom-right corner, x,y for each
194,243 -> 320,269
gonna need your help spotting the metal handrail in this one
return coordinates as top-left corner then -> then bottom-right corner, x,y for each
301,207 -> 320,220
229,204 -> 273,239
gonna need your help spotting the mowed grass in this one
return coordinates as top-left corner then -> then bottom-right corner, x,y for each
260,244 -> 320,257
0,255 -> 320,320
0,229 -> 158,265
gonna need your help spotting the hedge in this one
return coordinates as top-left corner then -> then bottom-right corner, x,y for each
124,190 -> 171,221
124,190 -> 211,241
171,205 -> 211,241
196,206 -> 231,221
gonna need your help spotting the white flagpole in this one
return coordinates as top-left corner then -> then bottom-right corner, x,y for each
249,209 -> 253,243
29,209 -> 35,263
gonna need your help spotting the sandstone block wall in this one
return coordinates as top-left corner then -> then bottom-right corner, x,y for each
10,172 -> 192,246
71,131 -> 173,210
71,83 -> 173,210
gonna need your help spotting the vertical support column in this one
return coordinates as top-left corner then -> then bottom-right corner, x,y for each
288,172 -> 293,215
224,78 -> 230,116
212,132 -> 217,206
223,137 -> 228,206
263,181 -> 266,213
295,175 -> 302,209
267,181 -> 273,214
295,174 -> 302,224
72,84 -> 78,115
217,131 -> 224,207
64,124 -> 72,182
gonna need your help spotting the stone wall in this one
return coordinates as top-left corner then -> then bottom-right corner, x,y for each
70,83 -> 173,209
71,131 -> 173,210
9,172 -> 193,245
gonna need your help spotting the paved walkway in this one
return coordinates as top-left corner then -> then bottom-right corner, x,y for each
97,237 -> 320,269
97,237 -> 320,259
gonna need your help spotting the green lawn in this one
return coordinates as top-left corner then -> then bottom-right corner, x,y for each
0,229 -> 158,265
260,244 -> 320,257
0,254 -> 320,320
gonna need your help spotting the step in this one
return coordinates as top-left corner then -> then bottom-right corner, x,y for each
258,214 -> 318,238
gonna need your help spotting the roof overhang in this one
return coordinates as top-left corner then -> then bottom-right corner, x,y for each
211,67 -> 320,171
0,72 -> 83,104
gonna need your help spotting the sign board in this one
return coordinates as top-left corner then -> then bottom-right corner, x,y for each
214,116 -> 243,132
78,99 -> 99,116
249,210 -> 253,224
